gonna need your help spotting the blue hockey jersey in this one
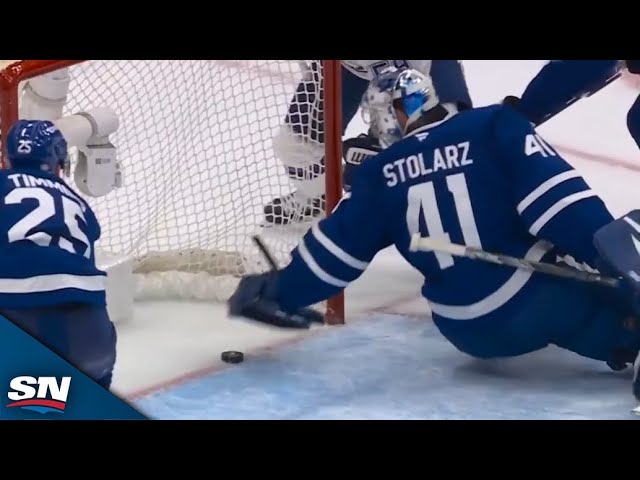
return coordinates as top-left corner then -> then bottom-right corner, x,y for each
274,104 -> 615,331
0,169 -> 106,308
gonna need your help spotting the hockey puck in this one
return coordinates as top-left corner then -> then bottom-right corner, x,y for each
221,351 -> 244,364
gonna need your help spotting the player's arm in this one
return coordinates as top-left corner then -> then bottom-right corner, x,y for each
83,203 -> 101,243
494,106 -> 615,266
228,162 -> 392,328
276,168 -> 391,310
505,60 -> 622,125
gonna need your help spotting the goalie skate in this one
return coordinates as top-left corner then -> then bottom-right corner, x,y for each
263,191 -> 325,226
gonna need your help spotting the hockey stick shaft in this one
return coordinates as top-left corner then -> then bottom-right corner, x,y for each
409,234 -> 620,288
252,235 -> 279,271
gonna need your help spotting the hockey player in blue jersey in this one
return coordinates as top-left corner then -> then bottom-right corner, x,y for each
263,60 -> 473,225
503,60 -> 640,150
0,120 -> 116,390
229,66 -> 640,403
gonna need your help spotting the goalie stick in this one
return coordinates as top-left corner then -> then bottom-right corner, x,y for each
408,234 -> 620,288
252,235 -> 279,271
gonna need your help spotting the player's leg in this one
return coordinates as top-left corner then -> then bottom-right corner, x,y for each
552,285 -> 640,370
264,63 -> 369,225
434,279 -> 577,359
1,304 -> 117,389
592,209 -> 640,399
429,60 -> 473,111
436,278 -> 640,371
505,60 -> 622,126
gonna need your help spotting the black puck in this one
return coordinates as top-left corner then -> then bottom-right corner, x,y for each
221,351 -> 244,364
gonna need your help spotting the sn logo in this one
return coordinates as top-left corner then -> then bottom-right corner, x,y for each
6,376 -> 71,414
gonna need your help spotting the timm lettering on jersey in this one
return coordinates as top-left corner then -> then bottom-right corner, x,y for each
7,173 -> 86,210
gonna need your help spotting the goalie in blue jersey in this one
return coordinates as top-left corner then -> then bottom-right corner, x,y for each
230,66 -> 640,404
0,115 -> 119,390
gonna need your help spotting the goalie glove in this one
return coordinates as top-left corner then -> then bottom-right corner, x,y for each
228,272 -> 324,329
343,133 -> 383,191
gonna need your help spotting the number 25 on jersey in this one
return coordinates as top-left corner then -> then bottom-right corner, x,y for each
5,188 -> 93,258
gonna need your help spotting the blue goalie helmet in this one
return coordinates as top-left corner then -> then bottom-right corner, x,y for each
361,66 -> 439,147
6,119 -> 68,173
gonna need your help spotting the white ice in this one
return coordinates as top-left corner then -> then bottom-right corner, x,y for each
109,60 -> 640,419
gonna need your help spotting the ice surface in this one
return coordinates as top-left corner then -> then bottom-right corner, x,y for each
135,314 -> 637,420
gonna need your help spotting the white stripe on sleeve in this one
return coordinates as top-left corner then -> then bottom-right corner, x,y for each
529,190 -> 596,235
298,239 -> 350,288
517,170 -> 582,214
311,223 -> 369,270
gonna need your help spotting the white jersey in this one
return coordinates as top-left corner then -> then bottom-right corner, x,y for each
341,60 -> 432,80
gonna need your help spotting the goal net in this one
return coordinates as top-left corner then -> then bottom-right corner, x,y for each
0,60 -> 344,323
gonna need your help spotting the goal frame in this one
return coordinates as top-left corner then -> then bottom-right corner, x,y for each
0,59 -> 346,324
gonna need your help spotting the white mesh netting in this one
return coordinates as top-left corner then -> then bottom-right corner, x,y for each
8,60 -> 331,302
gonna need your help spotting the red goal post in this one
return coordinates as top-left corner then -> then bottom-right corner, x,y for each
0,59 -> 345,324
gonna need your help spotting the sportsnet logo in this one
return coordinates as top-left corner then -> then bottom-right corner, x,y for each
6,376 -> 71,414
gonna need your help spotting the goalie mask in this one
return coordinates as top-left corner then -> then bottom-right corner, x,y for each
361,66 -> 439,147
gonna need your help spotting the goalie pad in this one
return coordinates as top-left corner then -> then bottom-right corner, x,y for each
593,210 -> 640,311
273,124 -> 326,199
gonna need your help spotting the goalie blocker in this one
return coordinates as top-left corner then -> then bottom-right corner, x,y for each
592,209 -> 640,404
